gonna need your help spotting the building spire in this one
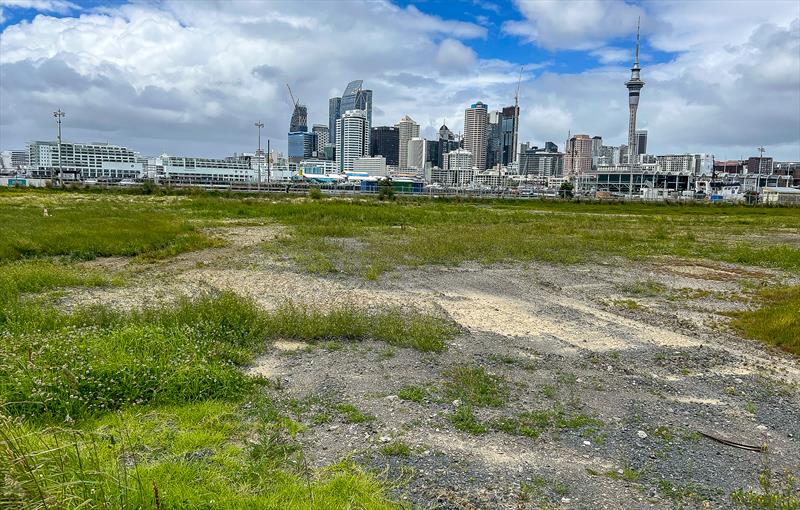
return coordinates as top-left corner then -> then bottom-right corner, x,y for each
635,16 -> 640,67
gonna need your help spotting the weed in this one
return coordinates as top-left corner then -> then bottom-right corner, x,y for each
491,408 -> 604,439
397,385 -> 428,403
540,385 -> 557,399
443,365 -> 509,407
731,468 -> 799,509
336,403 -> 375,424
450,405 -> 487,435
729,286 -> 800,356
380,440 -> 411,457
613,298 -> 642,310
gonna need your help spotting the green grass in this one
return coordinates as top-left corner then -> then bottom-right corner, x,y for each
450,404 -> 488,435
729,286 -> 800,356
443,365 -> 509,407
0,193 -> 219,262
491,409 -> 604,440
380,440 -> 411,457
335,403 -> 375,424
397,385 -> 428,403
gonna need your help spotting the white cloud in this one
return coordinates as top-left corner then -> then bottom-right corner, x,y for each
589,47 -> 631,64
0,0 -> 78,14
505,0 -> 644,50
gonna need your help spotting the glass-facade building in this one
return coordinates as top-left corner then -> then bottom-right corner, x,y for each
328,97 -> 341,147
370,126 -> 399,167
288,131 -> 315,160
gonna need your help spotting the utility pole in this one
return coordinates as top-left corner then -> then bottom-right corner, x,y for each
255,121 -> 264,191
756,145 -> 766,198
267,139 -> 271,184
53,109 -> 65,187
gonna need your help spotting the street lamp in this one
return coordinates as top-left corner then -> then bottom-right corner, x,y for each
53,109 -> 65,186
255,121 -> 264,190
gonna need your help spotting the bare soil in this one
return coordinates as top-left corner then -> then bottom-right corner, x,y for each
67,226 -> 800,509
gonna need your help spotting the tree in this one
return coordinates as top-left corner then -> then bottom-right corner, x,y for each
559,181 -> 574,199
378,178 -> 395,201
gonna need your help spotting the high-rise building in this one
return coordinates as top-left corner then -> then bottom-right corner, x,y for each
486,110 -> 501,170
290,104 -> 308,133
288,131 -> 315,161
396,115 -> 420,170
464,101 -> 488,171
635,130 -> 648,155
27,141 -> 142,180
312,125 -> 329,156
425,139 -> 439,168
353,156 -> 387,177
340,80 -> 372,147
591,136 -> 603,156
564,134 -> 593,176
335,109 -> 368,173
445,148 -> 473,170
500,105 -> 519,165
625,19 -> 644,164
328,97 -> 341,147
370,126 -> 399,167
406,137 -> 426,170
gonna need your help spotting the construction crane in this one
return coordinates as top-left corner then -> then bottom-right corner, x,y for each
286,83 -> 307,132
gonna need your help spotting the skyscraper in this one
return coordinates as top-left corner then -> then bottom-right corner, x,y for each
290,104 -> 308,133
396,115 -> 419,170
464,101 -> 488,171
500,105 -> 519,165
335,109 -> 368,173
340,80 -> 372,147
625,19 -> 644,164
406,137 -> 426,170
436,123 -> 459,169
564,134 -> 593,176
312,125 -> 329,156
486,110 -> 501,170
329,97 -> 341,146
370,126 -> 400,167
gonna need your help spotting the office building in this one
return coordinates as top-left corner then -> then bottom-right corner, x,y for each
464,101 -> 488,171
435,123 -> 461,169
444,148 -> 473,170
335,109 -> 368,173
290,104 -> 307,133
407,137 -> 426,170
288,131 -> 315,161
353,156 -> 387,177
161,156 -> 254,183
564,135 -> 593,176
591,136 -> 603,156
28,141 -> 141,180
312,125 -> 329,156
328,97 -> 341,147
747,156 -> 773,174
425,139 -> 439,168
339,80 -> 372,147
625,20 -> 645,163
501,105 -> 519,165
486,111 -> 501,170
396,115 -> 419,170
370,126 -> 400,167
519,148 -> 564,177
635,130 -> 648,156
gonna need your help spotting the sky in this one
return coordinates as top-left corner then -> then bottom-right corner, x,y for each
1,0 -> 799,161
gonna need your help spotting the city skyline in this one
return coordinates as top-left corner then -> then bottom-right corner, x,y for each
1,0 -> 799,160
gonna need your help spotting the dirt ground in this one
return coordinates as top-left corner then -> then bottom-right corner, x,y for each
70,226 -> 800,509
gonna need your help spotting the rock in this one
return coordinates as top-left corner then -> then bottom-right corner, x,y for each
379,435 -> 391,443
637,430 -> 648,439
583,440 -> 591,446
452,399 -> 461,407
756,425 -> 768,431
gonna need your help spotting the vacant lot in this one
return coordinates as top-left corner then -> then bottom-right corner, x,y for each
1,189 -> 798,509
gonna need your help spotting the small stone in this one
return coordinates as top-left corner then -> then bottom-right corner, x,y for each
379,435 -> 391,443
452,399 -> 461,407
756,425 -> 768,431
328,425 -> 339,431
583,440 -> 591,446
561,497 -> 571,503
637,430 -> 648,439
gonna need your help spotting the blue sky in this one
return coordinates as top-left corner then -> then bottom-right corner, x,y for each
1,0 -> 799,160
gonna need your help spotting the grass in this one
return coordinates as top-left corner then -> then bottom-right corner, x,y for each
264,303 -> 456,353
613,298 -> 643,310
449,404 -> 487,435
335,403 -> 375,424
443,365 -> 509,407
397,385 -> 428,403
380,440 -> 411,457
729,286 -> 800,356
491,408 -> 604,440
0,192 -> 219,262
731,468 -> 799,509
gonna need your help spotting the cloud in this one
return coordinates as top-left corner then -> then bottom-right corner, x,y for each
0,0 -> 78,14
435,39 -> 477,74
504,0 -> 644,50
590,47 -> 631,64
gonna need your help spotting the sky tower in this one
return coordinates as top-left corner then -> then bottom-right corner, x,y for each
625,18 -> 644,165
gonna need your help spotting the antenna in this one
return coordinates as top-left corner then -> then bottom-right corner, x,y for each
635,16 -> 641,65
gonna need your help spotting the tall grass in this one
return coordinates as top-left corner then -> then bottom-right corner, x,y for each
729,286 -> 800,356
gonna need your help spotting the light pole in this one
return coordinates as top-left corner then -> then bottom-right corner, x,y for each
755,146 -> 766,201
53,109 -> 65,186
255,121 -> 264,191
